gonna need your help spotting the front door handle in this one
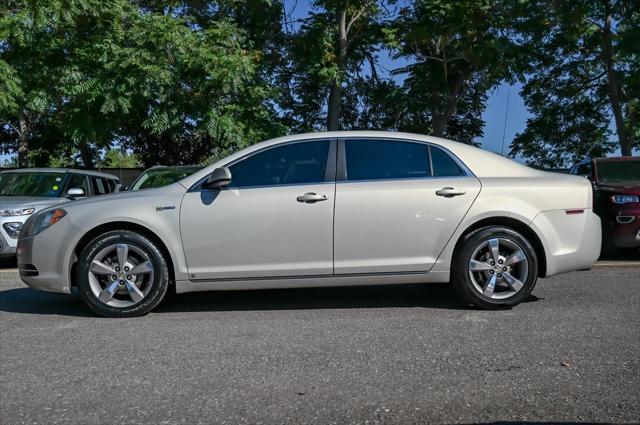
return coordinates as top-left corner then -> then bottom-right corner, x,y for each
436,187 -> 466,197
297,192 -> 328,203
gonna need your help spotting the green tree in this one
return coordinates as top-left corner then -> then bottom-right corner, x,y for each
99,148 -> 140,168
511,0 -> 639,167
387,0 -> 525,144
1,0 -> 286,167
0,0 -> 66,167
281,0 -> 385,131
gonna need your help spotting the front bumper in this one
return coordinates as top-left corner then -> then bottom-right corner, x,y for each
604,215 -> 640,248
0,229 -> 15,256
17,216 -> 81,295
0,215 -> 28,256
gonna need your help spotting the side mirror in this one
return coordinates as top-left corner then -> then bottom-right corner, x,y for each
203,167 -> 232,190
114,183 -> 124,192
66,187 -> 85,198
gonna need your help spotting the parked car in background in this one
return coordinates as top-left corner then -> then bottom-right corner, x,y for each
0,169 -> 119,257
126,165 -> 203,191
17,132 -> 601,317
570,157 -> 640,254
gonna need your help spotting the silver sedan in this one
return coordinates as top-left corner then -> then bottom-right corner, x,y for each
17,132 -> 601,317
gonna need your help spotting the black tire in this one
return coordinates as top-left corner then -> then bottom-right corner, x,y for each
599,229 -> 620,259
77,230 -> 169,317
452,226 -> 539,309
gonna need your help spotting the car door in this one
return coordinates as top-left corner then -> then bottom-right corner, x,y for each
180,139 -> 336,281
333,138 -> 481,274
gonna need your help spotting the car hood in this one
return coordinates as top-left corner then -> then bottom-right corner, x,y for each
60,183 -> 185,211
0,196 -> 67,209
594,182 -> 640,195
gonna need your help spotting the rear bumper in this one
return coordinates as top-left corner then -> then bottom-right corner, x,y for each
531,209 -> 602,277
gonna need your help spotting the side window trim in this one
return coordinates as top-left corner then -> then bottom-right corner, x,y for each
190,138 -> 337,191
82,175 -> 92,196
337,137 -> 472,183
427,145 -> 435,177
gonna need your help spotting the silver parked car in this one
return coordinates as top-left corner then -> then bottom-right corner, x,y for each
0,168 -> 119,257
17,132 -> 601,317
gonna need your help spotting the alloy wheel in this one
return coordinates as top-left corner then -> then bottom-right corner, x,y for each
87,243 -> 155,307
468,237 -> 529,300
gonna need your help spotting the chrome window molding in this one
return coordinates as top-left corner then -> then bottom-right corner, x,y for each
336,136 -> 475,182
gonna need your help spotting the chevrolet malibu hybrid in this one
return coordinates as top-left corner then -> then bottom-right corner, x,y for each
17,132 -> 602,317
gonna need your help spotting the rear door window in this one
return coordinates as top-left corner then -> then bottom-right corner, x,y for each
344,139 -> 430,181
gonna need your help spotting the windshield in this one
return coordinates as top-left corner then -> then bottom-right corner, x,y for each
596,160 -> 640,183
0,172 -> 67,197
130,167 -> 202,191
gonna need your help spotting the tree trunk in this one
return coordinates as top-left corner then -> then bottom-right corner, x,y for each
603,8 -> 631,156
431,75 -> 465,138
327,10 -> 348,131
79,143 -> 95,168
18,111 -> 29,167
327,83 -> 342,131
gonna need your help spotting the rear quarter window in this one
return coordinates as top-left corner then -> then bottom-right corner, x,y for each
430,146 -> 464,177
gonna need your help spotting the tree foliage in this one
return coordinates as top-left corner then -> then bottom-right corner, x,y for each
0,0 -> 637,169
385,0 -> 526,145
1,0 -> 285,167
511,0 -> 639,167
279,0 -> 386,132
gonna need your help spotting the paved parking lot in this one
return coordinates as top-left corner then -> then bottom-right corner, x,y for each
1,266 -> 638,424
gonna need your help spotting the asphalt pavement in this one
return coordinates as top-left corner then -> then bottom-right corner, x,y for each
0,266 -> 638,425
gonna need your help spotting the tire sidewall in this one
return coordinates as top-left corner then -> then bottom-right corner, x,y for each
77,230 -> 169,317
453,227 -> 539,309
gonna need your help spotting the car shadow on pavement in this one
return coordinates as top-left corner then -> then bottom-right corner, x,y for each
0,287 -> 90,317
156,283 -> 540,314
155,283 -> 466,313
0,283 -> 542,317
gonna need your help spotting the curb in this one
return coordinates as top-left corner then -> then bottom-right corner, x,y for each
593,261 -> 640,268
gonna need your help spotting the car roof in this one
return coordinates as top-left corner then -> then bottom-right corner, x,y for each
592,156 -> 639,163
0,168 -> 120,180
142,165 -> 202,171
180,131 -> 547,188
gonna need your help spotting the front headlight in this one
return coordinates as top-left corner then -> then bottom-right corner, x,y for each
0,207 -> 35,217
611,195 -> 639,204
21,208 -> 67,238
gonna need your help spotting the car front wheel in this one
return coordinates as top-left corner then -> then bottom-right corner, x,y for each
77,230 -> 169,317
452,226 -> 539,309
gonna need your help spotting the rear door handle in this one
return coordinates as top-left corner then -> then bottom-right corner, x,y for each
297,192 -> 328,203
436,187 -> 466,197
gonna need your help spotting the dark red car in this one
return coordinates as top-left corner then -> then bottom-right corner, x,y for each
570,157 -> 640,254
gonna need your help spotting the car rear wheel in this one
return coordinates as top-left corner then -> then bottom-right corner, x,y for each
77,230 -> 169,317
452,226 -> 538,309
